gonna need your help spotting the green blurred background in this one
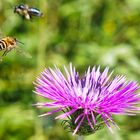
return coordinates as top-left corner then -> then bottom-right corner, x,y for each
0,0 -> 140,140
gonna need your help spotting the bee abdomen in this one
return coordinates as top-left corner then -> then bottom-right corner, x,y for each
0,40 -> 7,50
28,8 -> 43,17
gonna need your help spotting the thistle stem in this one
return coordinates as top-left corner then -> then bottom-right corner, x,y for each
77,136 -> 84,140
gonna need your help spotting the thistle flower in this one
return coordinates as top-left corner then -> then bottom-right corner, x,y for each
33,64 -> 140,135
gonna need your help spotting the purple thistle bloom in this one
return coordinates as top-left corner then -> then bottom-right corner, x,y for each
34,64 -> 140,135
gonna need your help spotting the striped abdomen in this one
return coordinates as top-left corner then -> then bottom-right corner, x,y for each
0,40 -> 7,51
28,8 -> 43,17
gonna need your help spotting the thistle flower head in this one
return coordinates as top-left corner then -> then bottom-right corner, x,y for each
34,64 -> 140,135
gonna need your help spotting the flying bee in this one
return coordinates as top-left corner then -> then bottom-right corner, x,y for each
0,37 -> 31,61
14,4 -> 43,20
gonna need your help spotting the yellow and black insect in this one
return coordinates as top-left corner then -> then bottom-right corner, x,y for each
14,4 -> 43,20
0,37 -> 31,61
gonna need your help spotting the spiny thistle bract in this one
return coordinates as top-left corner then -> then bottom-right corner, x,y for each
33,64 -> 140,135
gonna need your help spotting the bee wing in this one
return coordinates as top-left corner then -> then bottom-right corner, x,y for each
16,46 -> 32,59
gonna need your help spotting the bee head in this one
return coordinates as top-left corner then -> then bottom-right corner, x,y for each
5,37 -> 16,45
6,37 -> 24,46
14,4 -> 26,13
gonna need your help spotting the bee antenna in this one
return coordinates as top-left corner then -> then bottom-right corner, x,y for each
16,39 -> 24,45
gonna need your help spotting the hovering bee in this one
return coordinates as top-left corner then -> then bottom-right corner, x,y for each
0,37 -> 31,61
14,4 -> 43,20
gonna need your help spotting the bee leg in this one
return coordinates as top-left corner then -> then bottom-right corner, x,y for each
2,49 -> 11,57
25,14 -> 30,20
0,50 -> 7,61
2,50 -> 8,56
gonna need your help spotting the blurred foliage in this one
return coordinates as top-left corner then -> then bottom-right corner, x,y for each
0,0 -> 140,140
